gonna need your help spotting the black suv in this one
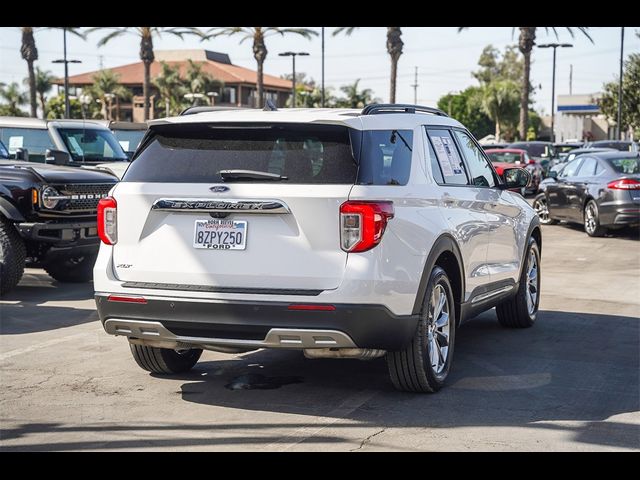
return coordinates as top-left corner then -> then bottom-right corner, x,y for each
0,140 -> 118,294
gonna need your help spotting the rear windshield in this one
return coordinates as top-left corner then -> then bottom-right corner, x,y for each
510,143 -> 553,158
592,141 -> 632,152
606,157 -> 640,174
487,151 -> 523,164
124,123 -> 414,185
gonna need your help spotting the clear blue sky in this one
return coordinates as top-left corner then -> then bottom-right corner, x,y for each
1,27 -> 638,113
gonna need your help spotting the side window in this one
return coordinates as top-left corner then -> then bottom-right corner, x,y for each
453,130 -> 496,187
0,127 -> 54,162
594,161 -> 605,175
577,157 -> 597,176
426,138 -> 444,184
425,128 -> 468,185
559,158 -> 583,178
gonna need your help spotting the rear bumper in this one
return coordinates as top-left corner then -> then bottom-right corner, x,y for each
95,294 -> 419,351
598,203 -> 640,226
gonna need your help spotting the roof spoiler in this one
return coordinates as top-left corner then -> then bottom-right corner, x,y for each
180,106 -> 247,116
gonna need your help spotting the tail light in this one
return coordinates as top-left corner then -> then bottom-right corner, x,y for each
98,196 -> 117,245
340,201 -> 394,252
607,178 -> 640,190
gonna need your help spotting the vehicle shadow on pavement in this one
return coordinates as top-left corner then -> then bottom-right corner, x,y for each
559,222 -> 640,240
171,309 -> 639,450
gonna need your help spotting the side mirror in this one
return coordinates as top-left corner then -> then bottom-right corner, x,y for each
501,167 -> 531,189
45,149 -> 71,166
15,148 -> 29,161
547,170 -> 558,179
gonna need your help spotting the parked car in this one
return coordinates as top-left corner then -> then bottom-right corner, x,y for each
0,117 -> 130,178
0,158 -> 118,294
94,103 -> 541,393
532,152 -> 640,236
584,140 -> 639,152
485,148 -> 543,195
553,142 -> 583,160
508,141 -> 557,173
548,147 -> 617,174
92,120 -> 148,157
480,143 -> 510,151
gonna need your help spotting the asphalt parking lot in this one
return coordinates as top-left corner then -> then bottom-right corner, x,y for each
1,223 -> 639,451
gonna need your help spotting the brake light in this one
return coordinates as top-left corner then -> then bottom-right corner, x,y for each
607,178 -> 640,190
98,196 -> 117,245
340,201 -> 394,252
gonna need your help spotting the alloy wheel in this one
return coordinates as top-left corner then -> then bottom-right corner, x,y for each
533,197 -> 551,223
427,284 -> 450,375
525,249 -> 539,315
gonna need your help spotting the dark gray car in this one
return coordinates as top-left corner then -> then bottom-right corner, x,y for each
533,152 -> 640,237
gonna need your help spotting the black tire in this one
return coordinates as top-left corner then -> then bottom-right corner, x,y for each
532,194 -> 558,225
43,252 -> 97,283
0,217 -> 26,296
129,343 -> 203,374
584,200 -> 607,237
387,266 -> 456,393
496,237 -> 540,328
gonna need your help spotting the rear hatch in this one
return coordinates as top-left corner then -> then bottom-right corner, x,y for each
112,122 -> 359,291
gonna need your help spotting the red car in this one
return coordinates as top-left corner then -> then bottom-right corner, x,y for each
485,148 -> 543,195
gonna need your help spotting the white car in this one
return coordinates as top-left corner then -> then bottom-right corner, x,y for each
94,104 -> 541,393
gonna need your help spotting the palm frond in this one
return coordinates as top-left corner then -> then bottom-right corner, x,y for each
333,27 -> 358,36
87,27 -> 131,46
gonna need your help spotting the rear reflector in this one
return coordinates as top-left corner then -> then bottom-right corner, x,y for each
107,295 -> 147,304
288,304 -> 336,311
607,178 -> 640,190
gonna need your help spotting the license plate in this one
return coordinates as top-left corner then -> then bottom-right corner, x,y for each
193,219 -> 247,250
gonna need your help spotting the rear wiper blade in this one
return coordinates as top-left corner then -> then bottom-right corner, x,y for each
219,169 -> 288,181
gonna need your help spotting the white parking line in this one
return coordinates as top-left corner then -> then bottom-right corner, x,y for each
0,329 -> 102,362
264,389 -> 379,451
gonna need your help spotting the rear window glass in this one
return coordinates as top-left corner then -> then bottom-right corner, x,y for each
510,143 -> 553,158
606,157 -> 640,174
356,129 -> 413,185
124,123 -> 358,184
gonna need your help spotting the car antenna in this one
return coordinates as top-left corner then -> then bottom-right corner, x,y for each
263,99 -> 278,111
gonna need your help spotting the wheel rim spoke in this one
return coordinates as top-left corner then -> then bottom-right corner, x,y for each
526,250 -> 539,315
426,284 -> 450,375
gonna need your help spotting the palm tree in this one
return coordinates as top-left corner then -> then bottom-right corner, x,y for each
205,28 -> 317,108
183,59 -> 224,103
481,80 -> 521,141
336,79 -> 377,108
25,67 -> 56,118
84,70 -> 131,120
333,27 -> 404,103
87,27 -> 201,120
0,82 -> 28,116
459,27 -> 592,140
153,62 -> 184,117
19,27 -> 85,118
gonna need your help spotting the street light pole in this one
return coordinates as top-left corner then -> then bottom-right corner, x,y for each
321,27 -> 325,108
278,51 -> 309,108
617,27 -> 625,140
52,28 -> 81,119
538,43 -> 573,143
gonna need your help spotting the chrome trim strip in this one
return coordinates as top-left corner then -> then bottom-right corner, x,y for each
121,281 -> 323,296
470,285 -> 514,304
151,198 -> 291,214
103,319 -> 356,349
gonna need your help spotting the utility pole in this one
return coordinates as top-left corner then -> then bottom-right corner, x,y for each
278,51 -> 309,108
569,64 -> 573,95
321,27 -> 325,108
537,43 -> 573,143
411,66 -> 418,104
52,28 -> 82,119
617,27 -> 625,140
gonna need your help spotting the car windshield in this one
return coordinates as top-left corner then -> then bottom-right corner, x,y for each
57,127 -> 128,162
113,129 -> 146,153
0,141 -> 9,159
488,151 -> 522,164
556,145 -> 579,153
592,141 -> 631,151
606,157 -> 640,174
510,143 -> 552,158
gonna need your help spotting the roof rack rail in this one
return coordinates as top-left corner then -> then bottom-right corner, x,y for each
180,106 -> 246,116
361,103 -> 449,117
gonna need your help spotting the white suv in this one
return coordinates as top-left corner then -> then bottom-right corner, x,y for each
94,104 -> 541,393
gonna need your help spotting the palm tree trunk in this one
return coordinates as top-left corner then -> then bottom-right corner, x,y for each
143,60 -> 151,120
165,97 -> 170,117
256,60 -> 264,108
518,27 -> 536,140
39,92 -> 46,118
495,119 -> 501,140
519,51 -> 531,140
26,61 -> 37,117
386,27 -> 403,104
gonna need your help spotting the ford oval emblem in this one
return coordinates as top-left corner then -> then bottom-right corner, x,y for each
210,186 -> 230,193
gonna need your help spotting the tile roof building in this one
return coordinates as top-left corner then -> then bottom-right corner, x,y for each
55,50 -> 293,121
